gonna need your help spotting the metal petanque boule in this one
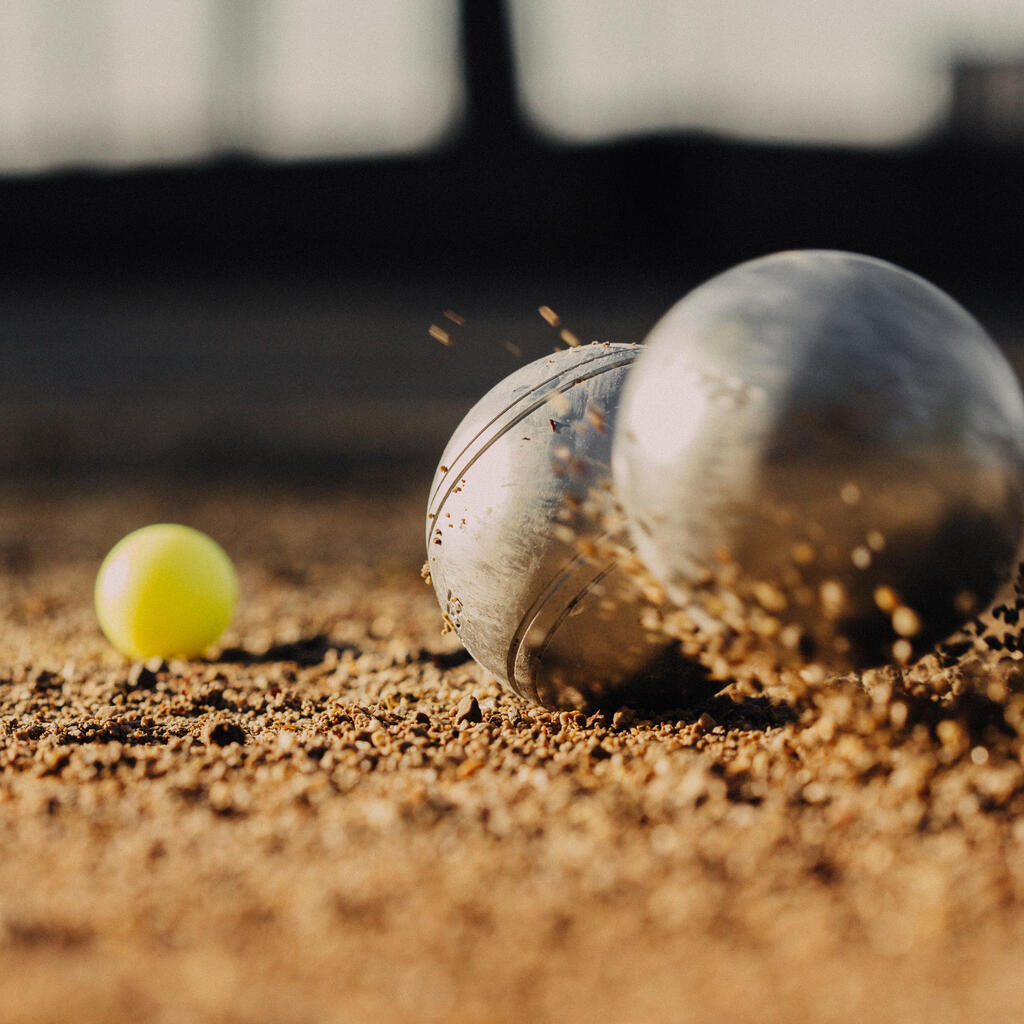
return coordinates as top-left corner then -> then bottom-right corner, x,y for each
425,343 -> 711,709
612,250 -> 1024,672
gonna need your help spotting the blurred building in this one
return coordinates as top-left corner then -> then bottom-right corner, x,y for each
2,1 -> 1024,480
6,0 -> 1024,174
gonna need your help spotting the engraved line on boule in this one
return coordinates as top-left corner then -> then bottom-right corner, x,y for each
519,563 -> 622,690
426,350 -> 637,537
426,346 -> 633,514
506,548 -> 620,704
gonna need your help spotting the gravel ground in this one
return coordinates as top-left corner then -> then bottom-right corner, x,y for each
3,474 -> 1024,1023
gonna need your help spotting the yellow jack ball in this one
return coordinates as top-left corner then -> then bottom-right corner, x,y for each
95,524 -> 238,659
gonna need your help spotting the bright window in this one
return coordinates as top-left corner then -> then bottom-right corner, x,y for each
508,0 -> 1024,147
0,0 -> 463,173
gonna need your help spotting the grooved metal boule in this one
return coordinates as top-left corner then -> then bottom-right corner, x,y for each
613,250 -> 1024,669
425,343 -> 708,709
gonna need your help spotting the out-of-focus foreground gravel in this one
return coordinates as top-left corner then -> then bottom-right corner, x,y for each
3,476 -> 1024,1024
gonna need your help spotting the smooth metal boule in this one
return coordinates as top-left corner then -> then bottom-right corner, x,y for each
426,343 -> 708,709
613,250 -> 1024,669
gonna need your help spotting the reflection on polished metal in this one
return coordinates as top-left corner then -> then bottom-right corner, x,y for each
425,343 -> 707,709
614,250 -> 1024,668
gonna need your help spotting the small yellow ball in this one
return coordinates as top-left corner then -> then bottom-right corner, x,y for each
95,524 -> 238,659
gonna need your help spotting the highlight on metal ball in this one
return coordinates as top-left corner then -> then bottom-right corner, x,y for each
425,343 -> 712,710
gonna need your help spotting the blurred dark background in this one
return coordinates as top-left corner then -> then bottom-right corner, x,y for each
2,0 -> 1024,480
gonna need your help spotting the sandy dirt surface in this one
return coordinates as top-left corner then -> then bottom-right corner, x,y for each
3,473 -> 1024,1023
